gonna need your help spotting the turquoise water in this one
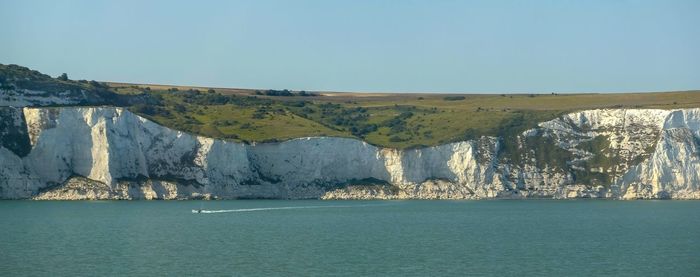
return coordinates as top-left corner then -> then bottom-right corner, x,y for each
0,200 -> 698,276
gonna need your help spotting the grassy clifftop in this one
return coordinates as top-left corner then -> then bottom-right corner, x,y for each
0,64 -> 132,105
110,84 -> 699,148
3,64 -> 699,148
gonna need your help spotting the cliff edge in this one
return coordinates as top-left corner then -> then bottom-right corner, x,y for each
1,106 -> 698,200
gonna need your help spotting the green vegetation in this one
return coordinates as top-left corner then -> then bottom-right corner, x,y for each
504,132 -> 574,170
0,64 -> 133,105
3,63 -> 700,149
573,135 -> 616,186
0,64 -> 87,93
572,134 -> 658,187
57,73 -> 68,81
111,86 -> 700,149
443,96 -> 466,101
254,89 -> 318,97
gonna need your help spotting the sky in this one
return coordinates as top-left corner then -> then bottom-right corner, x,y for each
1,0 -> 699,93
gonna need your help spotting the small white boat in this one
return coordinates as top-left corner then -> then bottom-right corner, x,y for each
193,202 -> 205,213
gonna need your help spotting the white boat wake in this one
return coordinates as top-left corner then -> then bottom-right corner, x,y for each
192,204 -> 390,214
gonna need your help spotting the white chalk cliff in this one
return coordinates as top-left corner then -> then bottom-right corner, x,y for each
1,106 -> 699,200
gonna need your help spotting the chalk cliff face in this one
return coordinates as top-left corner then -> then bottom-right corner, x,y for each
1,106 -> 699,200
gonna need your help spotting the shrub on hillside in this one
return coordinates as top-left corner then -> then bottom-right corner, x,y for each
443,96 -> 465,101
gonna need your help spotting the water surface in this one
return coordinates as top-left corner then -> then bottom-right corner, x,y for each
0,200 -> 698,276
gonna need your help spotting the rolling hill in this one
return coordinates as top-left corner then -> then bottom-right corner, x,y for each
2,63 -> 699,148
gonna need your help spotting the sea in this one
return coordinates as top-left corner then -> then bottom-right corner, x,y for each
0,200 -> 698,276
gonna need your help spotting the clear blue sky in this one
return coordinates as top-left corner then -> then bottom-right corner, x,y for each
1,0 -> 698,93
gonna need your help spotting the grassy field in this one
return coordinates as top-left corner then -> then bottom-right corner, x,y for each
3,64 -> 698,149
107,82 -> 700,148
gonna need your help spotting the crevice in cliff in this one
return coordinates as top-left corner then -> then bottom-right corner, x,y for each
0,107 -> 31,157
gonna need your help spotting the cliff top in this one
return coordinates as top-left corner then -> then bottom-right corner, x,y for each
2,63 -> 699,148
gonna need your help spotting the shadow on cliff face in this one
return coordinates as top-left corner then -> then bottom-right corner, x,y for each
0,107 -> 31,157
